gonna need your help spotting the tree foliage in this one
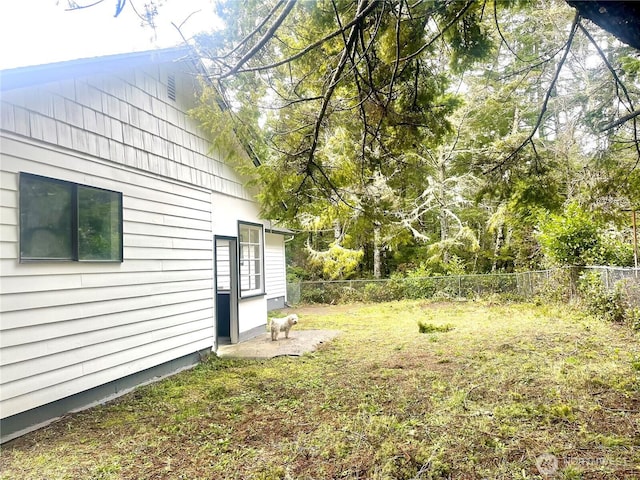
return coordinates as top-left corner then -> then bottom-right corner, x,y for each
196,1 -> 494,219
537,202 -> 600,266
61,1 -> 640,278
87,0 -> 638,278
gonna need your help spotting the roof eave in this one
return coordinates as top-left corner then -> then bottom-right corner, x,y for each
0,46 -> 195,91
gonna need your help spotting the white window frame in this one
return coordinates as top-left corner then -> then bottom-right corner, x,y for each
238,221 -> 265,298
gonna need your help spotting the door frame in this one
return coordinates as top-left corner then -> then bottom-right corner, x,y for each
214,235 -> 239,345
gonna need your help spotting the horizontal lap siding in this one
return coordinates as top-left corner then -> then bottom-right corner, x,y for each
2,340 -> 212,418
0,137 -> 215,418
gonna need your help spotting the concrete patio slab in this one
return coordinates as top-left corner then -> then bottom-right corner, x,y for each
216,329 -> 341,359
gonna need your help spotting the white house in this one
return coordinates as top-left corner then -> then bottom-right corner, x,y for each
0,47 -> 290,442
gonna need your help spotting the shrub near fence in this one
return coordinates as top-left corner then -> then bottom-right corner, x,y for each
290,270 -> 562,305
286,267 -> 640,306
585,266 -> 640,309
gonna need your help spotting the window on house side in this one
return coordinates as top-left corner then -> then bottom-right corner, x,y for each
238,222 -> 264,297
19,173 -> 123,262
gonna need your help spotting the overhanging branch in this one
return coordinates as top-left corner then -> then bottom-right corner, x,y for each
219,0 -> 298,79
600,109 -> 640,132
489,12 -> 581,173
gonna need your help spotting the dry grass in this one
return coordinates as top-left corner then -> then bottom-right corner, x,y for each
1,300 -> 639,479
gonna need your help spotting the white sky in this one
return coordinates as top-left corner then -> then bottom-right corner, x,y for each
0,0 -> 221,69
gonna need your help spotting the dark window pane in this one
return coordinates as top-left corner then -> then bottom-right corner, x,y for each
20,175 -> 73,260
78,186 -> 122,261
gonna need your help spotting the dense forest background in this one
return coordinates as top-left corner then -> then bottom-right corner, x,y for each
186,0 -> 639,281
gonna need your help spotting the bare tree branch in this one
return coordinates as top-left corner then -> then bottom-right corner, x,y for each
221,1 -> 380,78
600,109 -> 640,132
65,0 -> 105,11
115,0 -> 125,17
491,0 -> 559,66
368,0 -> 404,153
222,0 -> 286,61
399,0 -> 475,63
577,22 -> 640,163
293,0 -> 372,210
220,0 -> 297,79
578,24 -> 635,115
489,11 -> 581,173
387,0 -> 404,109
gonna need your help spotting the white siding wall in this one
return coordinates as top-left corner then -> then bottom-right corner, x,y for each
211,191 -> 262,236
238,296 -> 268,336
0,59 -> 268,420
265,233 -> 287,303
0,136 -> 216,417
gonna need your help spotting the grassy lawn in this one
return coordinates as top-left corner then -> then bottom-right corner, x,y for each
1,300 -> 639,479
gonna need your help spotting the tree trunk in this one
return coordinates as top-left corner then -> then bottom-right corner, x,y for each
440,211 -> 450,264
333,219 -> 342,244
438,162 -> 450,264
373,223 -> 381,279
492,225 -> 504,272
512,104 -> 520,135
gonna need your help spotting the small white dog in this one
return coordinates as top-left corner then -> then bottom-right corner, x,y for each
270,314 -> 299,341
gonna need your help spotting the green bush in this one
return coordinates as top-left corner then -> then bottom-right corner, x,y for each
301,287 -> 329,304
577,271 -> 626,323
337,286 -> 364,304
617,280 -> 640,330
417,321 -> 455,333
629,307 -> 640,331
393,264 -> 437,299
588,231 -> 635,266
533,268 -> 574,304
401,276 -> 437,299
538,202 -> 600,266
362,282 -> 403,303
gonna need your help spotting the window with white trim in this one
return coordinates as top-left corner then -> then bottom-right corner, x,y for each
19,173 -> 123,262
238,222 -> 264,297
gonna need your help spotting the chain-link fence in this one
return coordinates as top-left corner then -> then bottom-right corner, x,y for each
585,266 -> 640,289
287,269 -> 563,305
286,266 -> 640,306
287,281 -> 302,306
585,266 -> 640,307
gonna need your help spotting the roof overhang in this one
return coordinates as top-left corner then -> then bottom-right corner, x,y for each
262,220 -> 294,236
0,46 -> 196,92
